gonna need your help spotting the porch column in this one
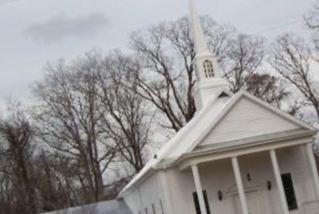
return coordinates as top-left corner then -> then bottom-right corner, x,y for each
231,157 -> 249,214
191,164 -> 207,214
305,143 -> 319,199
270,149 -> 289,214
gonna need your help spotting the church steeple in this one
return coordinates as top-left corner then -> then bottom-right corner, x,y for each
189,0 -> 210,57
189,0 -> 230,109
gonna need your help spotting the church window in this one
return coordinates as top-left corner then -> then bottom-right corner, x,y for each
203,60 -> 214,78
192,190 -> 211,214
281,173 -> 298,210
145,207 -> 148,214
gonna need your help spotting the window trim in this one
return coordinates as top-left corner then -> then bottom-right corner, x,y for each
203,59 -> 214,78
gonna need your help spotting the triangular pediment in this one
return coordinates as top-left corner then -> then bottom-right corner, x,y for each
197,92 -> 314,148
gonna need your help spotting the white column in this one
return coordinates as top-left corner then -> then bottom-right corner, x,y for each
305,143 -> 319,199
231,157 -> 249,214
270,149 -> 289,214
191,164 -> 207,214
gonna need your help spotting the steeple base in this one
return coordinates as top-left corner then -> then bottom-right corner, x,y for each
194,78 -> 230,110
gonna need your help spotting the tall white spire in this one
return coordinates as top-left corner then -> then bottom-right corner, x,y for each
189,0 -> 210,56
189,0 -> 230,109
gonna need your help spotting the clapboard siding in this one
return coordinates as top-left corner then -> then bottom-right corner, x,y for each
200,97 -> 301,146
124,173 -> 165,214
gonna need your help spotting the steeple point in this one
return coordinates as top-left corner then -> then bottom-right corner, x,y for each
189,0 -> 210,56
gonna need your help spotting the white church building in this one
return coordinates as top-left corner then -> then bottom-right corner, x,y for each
118,1 -> 319,214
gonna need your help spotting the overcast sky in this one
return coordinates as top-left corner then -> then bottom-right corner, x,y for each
0,0 -> 316,107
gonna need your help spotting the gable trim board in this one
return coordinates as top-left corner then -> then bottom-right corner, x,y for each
177,130 -> 315,170
151,128 -> 315,171
118,90 -> 317,198
154,128 -> 315,169
195,128 -> 315,152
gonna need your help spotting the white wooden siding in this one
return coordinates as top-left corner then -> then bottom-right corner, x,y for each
200,97 -> 301,146
124,173 -> 164,214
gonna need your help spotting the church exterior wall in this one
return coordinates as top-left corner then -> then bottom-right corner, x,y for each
277,146 -> 318,213
164,168 -> 195,213
163,145 -> 317,214
123,172 -> 165,214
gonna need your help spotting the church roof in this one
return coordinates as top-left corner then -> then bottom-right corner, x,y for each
119,90 -> 316,197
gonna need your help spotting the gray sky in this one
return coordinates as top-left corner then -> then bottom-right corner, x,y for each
0,0 -> 316,107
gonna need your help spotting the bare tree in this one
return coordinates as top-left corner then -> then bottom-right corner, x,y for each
129,18 -> 196,132
97,52 -> 153,173
245,73 -> 289,108
33,54 -> 116,203
268,34 -> 319,120
129,16 -> 265,132
304,2 -> 319,56
33,151 -> 82,211
305,3 -> 319,30
33,51 -> 152,204
0,103 -> 37,214
223,34 -> 265,92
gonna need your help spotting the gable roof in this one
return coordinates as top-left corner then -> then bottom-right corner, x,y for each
159,90 -> 315,160
119,90 -> 316,196
195,91 -> 315,149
